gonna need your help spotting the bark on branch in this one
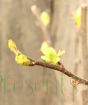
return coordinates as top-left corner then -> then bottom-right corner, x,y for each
28,58 -> 88,86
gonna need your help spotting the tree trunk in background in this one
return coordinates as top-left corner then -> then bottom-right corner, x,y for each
52,0 -> 78,105
0,0 -> 88,105
51,0 -> 88,105
0,0 -> 61,105
81,6 -> 88,105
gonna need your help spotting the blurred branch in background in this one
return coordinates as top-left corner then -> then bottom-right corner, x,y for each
80,6 -> 88,105
50,0 -> 58,46
31,5 -> 51,44
80,6 -> 88,80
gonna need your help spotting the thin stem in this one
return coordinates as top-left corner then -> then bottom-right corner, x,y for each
29,59 -> 88,85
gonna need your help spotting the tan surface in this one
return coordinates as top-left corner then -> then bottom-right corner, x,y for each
0,0 -> 88,105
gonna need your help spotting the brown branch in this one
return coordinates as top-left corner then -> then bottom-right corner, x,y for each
28,58 -> 88,86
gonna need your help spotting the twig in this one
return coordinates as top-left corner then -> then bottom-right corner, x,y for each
31,5 -> 51,44
28,58 -> 88,85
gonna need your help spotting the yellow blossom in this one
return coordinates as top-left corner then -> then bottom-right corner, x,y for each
40,42 -> 65,64
73,8 -> 81,28
8,39 -> 18,54
8,39 -> 30,66
40,11 -> 50,26
15,51 -> 30,66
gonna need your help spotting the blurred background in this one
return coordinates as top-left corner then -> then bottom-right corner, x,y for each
0,0 -> 88,105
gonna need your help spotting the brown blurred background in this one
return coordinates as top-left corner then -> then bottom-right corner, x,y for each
0,0 -> 88,105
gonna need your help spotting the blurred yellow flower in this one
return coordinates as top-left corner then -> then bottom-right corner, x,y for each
8,39 -> 30,66
40,11 -> 50,26
8,39 -> 17,54
73,8 -> 81,28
